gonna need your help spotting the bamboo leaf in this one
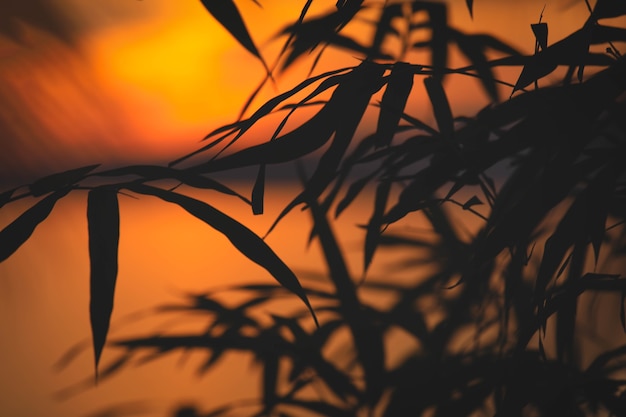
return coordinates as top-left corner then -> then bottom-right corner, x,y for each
465,0 -> 474,18
127,184 -> 318,327
335,172 -> 377,218
424,76 -> 454,139
0,188 -> 70,263
252,164 -> 266,215
531,22 -> 548,51
368,3 -> 403,59
97,165 -> 250,204
423,2 -> 449,80
306,193 -> 384,404
364,181 -> 391,272
29,164 -> 100,197
200,0 -> 265,66
376,62 -> 414,148
87,188 -> 120,380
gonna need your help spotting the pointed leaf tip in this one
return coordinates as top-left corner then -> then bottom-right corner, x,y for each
0,188 -> 70,263
87,188 -> 120,378
466,0 -> 474,18
200,0 -> 267,69
127,184 -> 319,327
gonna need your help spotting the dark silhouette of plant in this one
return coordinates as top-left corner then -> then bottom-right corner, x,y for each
2,0 -> 626,416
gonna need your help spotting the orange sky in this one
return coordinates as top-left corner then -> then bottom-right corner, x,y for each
0,0 -> 603,185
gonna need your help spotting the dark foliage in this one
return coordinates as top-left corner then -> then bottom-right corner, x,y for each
2,1 -> 626,416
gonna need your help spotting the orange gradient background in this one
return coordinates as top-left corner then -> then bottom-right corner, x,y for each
0,1 -> 621,416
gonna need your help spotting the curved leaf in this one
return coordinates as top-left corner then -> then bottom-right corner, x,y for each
0,188 -> 70,263
29,164 -> 99,197
200,0 -> 267,69
126,183 -> 318,327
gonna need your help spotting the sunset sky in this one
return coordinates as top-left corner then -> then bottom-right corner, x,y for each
0,0 -> 601,185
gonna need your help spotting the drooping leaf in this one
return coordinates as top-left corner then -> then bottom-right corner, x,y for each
364,180 -> 391,272
127,184 -> 318,327
199,0 -> 267,68
278,5 -> 375,72
29,164 -> 100,197
465,0 -> 474,18
263,61 -> 386,236
306,193 -> 384,405
189,70 -> 360,174
87,187 -> 120,380
97,165 -> 250,204
0,187 -> 70,263
252,164 -> 265,215
424,76 -> 454,139
376,62 -> 414,148
422,2 -> 449,80
171,68 -> 351,167
335,172 -> 378,218
449,30 -> 498,102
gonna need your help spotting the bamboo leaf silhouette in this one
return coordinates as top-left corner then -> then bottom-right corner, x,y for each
586,159 -> 622,263
0,188 -> 70,263
531,22 -> 548,51
189,69 -> 361,174
277,2 -> 374,71
29,164 -> 100,197
306,194 -> 384,405
172,68 -> 350,166
87,187 -> 120,380
199,0 -> 267,70
269,315 -> 360,401
264,61 -> 385,235
448,29 -> 521,101
364,181 -> 391,272
335,172 -> 378,218
465,0 -> 474,18
0,188 -> 14,209
368,3 -> 403,59
252,164 -> 265,214
420,2 -> 448,80
376,62 -> 414,148
98,165 -> 250,204
126,183 -> 318,327
424,76 -> 453,139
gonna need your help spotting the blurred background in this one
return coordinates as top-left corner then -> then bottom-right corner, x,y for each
0,0 -> 598,185
0,1 -> 609,416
